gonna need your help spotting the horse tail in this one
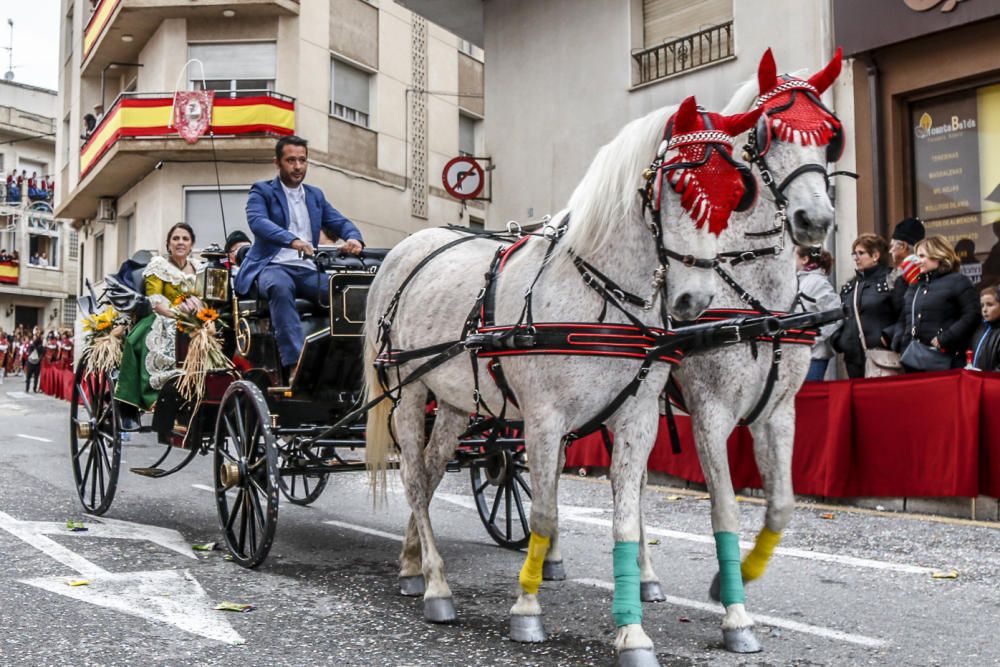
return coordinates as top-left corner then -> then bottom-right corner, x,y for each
364,329 -> 392,500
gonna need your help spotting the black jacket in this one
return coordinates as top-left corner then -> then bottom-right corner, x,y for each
892,270 -> 979,358
834,264 -> 900,369
971,322 -> 1000,371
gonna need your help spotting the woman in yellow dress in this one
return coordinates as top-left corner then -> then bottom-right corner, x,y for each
115,223 -> 202,426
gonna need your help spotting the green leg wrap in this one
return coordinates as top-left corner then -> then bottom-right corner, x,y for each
714,531 -> 746,606
612,541 -> 642,627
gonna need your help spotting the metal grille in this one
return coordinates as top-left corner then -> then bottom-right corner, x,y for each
633,21 -> 733,86
62,298 -> 77,330
409,16 -> 428,220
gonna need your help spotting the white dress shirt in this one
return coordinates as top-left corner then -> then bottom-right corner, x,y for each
272,182 -> 313,268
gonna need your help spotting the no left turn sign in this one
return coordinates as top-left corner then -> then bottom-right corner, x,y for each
442,156 -> 485,200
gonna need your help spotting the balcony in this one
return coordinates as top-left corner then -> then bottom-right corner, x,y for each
82,0 -> 300,76
632,21 -> 734,87
58,90 -> 294,220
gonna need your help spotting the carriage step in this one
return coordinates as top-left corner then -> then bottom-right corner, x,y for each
445,460 -> 462,473
130,467 -> 166,477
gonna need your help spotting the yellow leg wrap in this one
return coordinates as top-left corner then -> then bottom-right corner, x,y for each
741,527 -> 782,582
518,532 -> 551,595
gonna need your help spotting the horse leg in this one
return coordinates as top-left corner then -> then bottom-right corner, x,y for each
638,471 -> 666,602
693,414 -> 761,653
608,405 -> 661,666
509,424 -> 562,644
741,398 -> 796,587
542,444 -> 567,582
399,404 -> 468,597
394,387 -> 456,623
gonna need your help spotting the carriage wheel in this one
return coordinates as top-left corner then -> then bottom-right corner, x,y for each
470,447 -> 531,550
275,437 -> 329,506
213,380 -> 279,568
69,359 -> 122,515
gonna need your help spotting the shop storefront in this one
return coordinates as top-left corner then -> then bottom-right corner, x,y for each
835,0 -> 1000,284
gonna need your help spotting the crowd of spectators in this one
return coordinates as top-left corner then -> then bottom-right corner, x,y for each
802,217 -> 993,380
0,324 -> 73,392
2,171 -> 54,205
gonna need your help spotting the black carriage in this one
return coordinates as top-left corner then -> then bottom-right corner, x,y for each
70,246 -> 532,568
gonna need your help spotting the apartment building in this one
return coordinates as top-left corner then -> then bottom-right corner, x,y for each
55,0 -> 486,288
0,79 -> 80,332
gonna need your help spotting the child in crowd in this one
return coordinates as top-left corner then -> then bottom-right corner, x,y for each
969,286 -> 1000,371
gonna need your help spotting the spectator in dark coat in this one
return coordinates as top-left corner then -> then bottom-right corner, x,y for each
892,235 -> 979,370
833,233 -> 901,379
23,336 -> 44,393
969,286 -> 1000,371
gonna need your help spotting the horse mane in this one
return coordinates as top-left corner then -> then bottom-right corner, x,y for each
722,76 -> 758,116
561,104 -> 677,263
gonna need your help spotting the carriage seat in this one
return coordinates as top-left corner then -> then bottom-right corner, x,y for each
236,280 -> 325,317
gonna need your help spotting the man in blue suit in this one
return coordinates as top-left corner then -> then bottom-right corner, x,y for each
237,135 -> 364,376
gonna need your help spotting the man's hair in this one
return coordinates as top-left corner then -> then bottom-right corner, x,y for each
276,135 -> 308,160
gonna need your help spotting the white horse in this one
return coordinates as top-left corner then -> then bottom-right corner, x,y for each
656,48 -> 846,653
365,96 -> 762,665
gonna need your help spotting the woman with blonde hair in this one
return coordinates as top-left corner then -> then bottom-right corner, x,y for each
893,235 -> 978,371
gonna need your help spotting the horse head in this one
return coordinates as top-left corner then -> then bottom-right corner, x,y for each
744,47 -> 845,247
653,96 -> 763,319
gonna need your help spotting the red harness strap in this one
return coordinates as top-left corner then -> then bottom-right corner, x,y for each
690,308 -> 817,345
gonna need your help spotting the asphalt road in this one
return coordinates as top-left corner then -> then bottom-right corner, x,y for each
1,381 -> 998,666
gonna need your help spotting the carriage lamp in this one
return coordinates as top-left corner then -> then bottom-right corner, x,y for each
196,244 -> 230,304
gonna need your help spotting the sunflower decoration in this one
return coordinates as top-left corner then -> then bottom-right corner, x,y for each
174,302 -> 232,402
196,307 -> 219,323
80,306 -> 129,373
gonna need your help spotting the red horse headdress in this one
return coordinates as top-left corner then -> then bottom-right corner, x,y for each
653,96 -> 763,236
754,47 -> 844,153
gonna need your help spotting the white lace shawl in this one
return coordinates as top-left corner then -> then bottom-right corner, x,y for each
143,255 -> 201,308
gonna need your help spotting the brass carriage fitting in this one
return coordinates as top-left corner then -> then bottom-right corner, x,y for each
270,413 -> 278,428
76,422 -> 92,438
219,462 -> 241,489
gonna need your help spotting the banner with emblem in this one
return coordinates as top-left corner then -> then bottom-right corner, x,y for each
171,90 -> 214,144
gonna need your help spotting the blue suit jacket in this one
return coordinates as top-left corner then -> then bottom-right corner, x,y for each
235,177 -> 363,295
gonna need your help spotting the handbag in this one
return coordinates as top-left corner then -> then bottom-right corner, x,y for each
853,283 -> 902,377
899,287 -> 952,372
27,349 -> 39,365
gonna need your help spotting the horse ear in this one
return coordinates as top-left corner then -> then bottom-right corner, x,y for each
757,48 -> 778,95
807,46 -> 843,94
674,96 -> 699,132
721,107 -> 765,137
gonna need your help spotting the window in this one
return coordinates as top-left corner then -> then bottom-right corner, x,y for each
330,58 -> 372,128
634,0 -> 734,85
26,206 -> 60,269
118,213 -> 133,263
188,42 -> 276,96
459,114 -> 481,157
62,298 -> 77,329
184,187 -> 251,248
63,6 -> 73,62
94,233 -> 104,280
68,230 -> 79,260
0,214 -> 16,259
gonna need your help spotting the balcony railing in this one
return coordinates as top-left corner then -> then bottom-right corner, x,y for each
632,21 -> 734,86
79,90 -> 295,178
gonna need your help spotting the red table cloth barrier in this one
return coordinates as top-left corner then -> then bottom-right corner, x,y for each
563,369 -> 999,498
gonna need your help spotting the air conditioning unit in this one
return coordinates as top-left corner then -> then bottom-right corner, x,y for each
97,197 -> 116,223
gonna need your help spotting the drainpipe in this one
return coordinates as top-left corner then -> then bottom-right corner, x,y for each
859,51 -> 884,237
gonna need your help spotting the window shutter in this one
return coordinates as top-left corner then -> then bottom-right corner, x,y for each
331,60 -> 371,114
187,43 -> 276,83
184,189 -> 251,246
643,0 -> 732,48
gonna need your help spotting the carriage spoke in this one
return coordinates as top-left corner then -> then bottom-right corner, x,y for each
505,479 -> 513,540
89,446 -> 100,507
489,484 -> 504,524
247,485 -> 266,535
237,492 -> 250,555
226,488 -> 244,532
511,476 -> 530,536
73,438 -> 93,461
81,444 -> 96,498
514,470 -> 532,499
244,492 -> 257,556
473,476 -> 491,495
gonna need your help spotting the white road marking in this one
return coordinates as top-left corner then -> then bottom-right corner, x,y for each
0,510 -> 242,644
433,492 -> 938,575
572,578 -> 888,648
192,484 -> 214,493
324,519 -> 404,542
17,433 -> 52,442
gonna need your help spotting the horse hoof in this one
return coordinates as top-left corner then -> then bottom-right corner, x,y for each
542,560 -> 566,581
509,614 -> 546,643
640,581 -> 666,602
399,575 -> 425,597
423,597 -> 456,624
708,572 -> 721,602
616,648 -> 661,666
723,627 -> 762,653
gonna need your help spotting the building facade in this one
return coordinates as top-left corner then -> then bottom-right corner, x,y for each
56,0 -> 486,289
835,0 -> 1000,287
0,79 -> 80,333
398,0 -> 858,277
